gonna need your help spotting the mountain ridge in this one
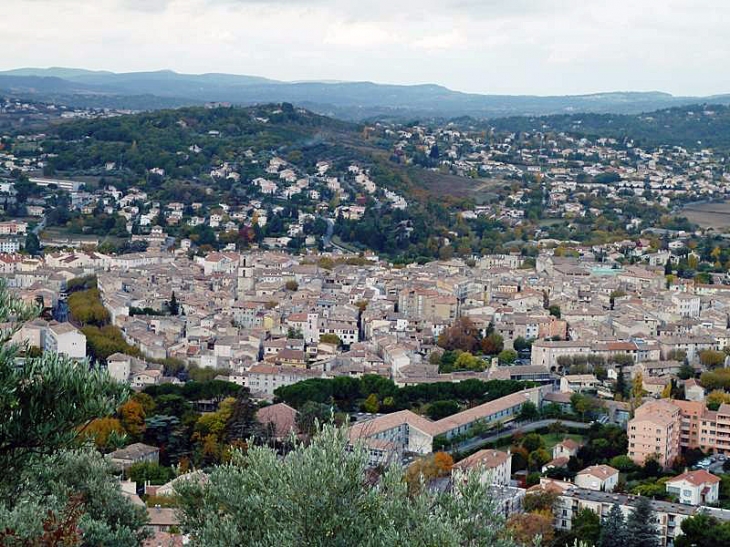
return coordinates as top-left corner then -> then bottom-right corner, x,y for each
1,67 -> 729,120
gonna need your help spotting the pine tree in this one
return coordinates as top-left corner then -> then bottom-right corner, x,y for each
599,503 -> 628,547
626,497 -> 659,547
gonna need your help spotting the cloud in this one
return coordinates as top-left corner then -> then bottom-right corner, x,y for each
411,31 -> 466,51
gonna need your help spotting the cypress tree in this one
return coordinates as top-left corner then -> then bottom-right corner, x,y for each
626,497 -> 659,547
599,503 -> 628,547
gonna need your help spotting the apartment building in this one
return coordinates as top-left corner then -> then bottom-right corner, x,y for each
553,487 -> 730,547
633,399 -> 730,460
627,399 -> 681,467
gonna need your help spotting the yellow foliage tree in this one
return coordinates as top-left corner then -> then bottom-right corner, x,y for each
80,417 -> 124,450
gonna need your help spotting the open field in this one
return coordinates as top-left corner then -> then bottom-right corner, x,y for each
681,201 -> 730,229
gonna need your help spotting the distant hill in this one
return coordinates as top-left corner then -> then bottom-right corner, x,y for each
1,67 -> 729,120
485,104 -> 730,150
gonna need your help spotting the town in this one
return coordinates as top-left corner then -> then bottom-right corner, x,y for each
2,74 -> 730,547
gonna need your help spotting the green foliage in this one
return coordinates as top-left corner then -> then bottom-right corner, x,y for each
82,324 -> 141,362
0,348 -> 129,476
0,449 -> 148,546
0,283 -> 145,544
295,401 -> 332,437
626,497 -> 659,547
175,423 -> 517,546
518,401 -> 539,421
427,400 -> 461,420
498,349 -> 518,365
675,512 -> 730,547
68,288 -> 110,326
274,375 -> 529,414
319,333 -> 342,346
599,504 -> 628,547
128,462 -> 176,485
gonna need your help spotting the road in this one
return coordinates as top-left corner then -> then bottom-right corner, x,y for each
452,419 -> 592,454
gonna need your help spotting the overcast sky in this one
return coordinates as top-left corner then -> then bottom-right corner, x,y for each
2,0 -> 728,96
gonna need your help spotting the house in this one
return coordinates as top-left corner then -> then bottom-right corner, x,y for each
575,464 -> 619,492
684,379 -> 705,402
665,469 -> 720,506
553,438 -> 582,460
452,449 -> 512,486
108,443 -> 160,470
146,506 -> 179,534
256,402 -> 299,440
559,374 -> 599,393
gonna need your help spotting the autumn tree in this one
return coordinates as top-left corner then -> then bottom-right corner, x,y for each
700,349 -> 725,369
79,417 -> 126,451
437,316 -> 481,353
119,398 -> 147,439
506,510 -> 554,546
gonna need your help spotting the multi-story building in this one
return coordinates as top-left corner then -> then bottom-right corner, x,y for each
634,399 -> 730,459
553,486 -> 730,547
452,449 -> 512,486
627,399 -> 681,467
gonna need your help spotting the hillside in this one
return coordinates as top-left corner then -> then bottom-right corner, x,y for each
486,104 -> 730,150
2,67 -> 730,120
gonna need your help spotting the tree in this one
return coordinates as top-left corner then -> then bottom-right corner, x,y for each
615,369 -> 628,399
24,232 -> 41,255
518,401 -> 539,421
1,276 -> 139,545
570,393 -> 596,421
169,291 -> 180,316
0,282 -> 128,477
498,349 -> 518,365
600,503 -> 628,547
512,337 -> 532,353
569,508 -> 601,546
675,512 -> 730,547
437,317 -> 481,353
225,388 -> 261,443
296,401 -> 332,437
527,448 -> 551,470
521,433 -> 545,453
319,333 -> 342,346
285,280 -> 299,292
548,304 -> 561,318
362,393 -> 380,413
175,424 -> 518,546
119,398 -> 147,439
454,351 -> 485,371
506,510 -> 554,546
677,362 -> 695,380
79,417 -> 126,451
700,349 -> 725,369
427,400 -> 461,420
626,496 -> 659,547
128,461 -> 176,485
0,449 -> 148,546
707,389 -> 730,411
481,333 -> 504,355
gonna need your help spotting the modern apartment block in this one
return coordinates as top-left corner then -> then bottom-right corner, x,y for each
629,399 -> 730,467
627,399 -> 681,468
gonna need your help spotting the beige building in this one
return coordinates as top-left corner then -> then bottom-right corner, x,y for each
628,399 -> 681,468
452,449 -> 512,486
575,464 -> 619,492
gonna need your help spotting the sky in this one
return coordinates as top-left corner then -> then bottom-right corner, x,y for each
2,0 -> 729,96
